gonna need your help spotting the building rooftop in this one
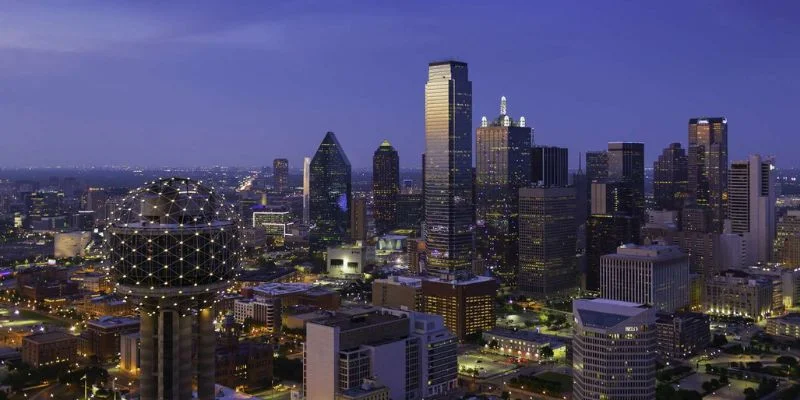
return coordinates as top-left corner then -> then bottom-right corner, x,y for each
422,274 -> 495,286
313,311 -> 402,332
23,331 -> 76,344
574,299 -> 650,329
88,316 -> 139,329
485,328 -> 564,346
769,313 -> 800,325
376,276 -> 422,288
605,244 -> 686,261
252,282 -> 314,296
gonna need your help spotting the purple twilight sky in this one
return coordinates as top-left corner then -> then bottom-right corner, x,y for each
0,1 -> 798,169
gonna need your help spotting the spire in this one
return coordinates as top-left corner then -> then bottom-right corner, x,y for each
379,139 -> 392,148
500,96 -> 507,116
481,116 -> 488,128
519,116 -> 526,128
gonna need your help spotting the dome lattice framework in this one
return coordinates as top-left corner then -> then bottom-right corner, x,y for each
105,177 -> 241,299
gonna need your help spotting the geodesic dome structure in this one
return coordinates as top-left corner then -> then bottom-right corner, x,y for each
105,177 -> 240,298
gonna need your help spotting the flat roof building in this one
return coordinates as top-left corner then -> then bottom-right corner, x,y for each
573,299 -> 656,400
600,244 -> 689,312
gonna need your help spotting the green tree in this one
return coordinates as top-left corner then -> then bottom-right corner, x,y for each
539,346 -> 554,359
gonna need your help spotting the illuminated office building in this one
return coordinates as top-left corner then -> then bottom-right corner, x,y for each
424,60 -> 473,275
653,143 -> 688,211
273,158 -> 289,193
518,187 -> 577,297
729,154 -> 776,264
372,140 -> 400,234
310,132 -> 352,251
475,96 -> 531,282
688,117 -> 728,233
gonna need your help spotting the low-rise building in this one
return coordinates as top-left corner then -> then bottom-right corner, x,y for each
704,269 -> 774,320
79,316 -> 140,361
766,313 -> 800,339
233,298 -> 281,333
371,276 -> 423,311
655,312 -> 710,360
54,231 -> 92,258
421,275 -> 497,341
120,332 -> 140,372
22,331 -> 77,367
216,315 -> 273,391
76,295 -> 134,317
481,328 -> 567,361
252,283 -> 340,310
326,242 -> 375,279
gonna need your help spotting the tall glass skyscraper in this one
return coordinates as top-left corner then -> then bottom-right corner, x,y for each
372,140 -> 400,234
475,96 -> 531,283
688,117 -> 728,233
607,142 -> 645,220
310,132 -> 352,251
424,60 -> 473,275
653,143 -> 688,211
273,158 -> 289,193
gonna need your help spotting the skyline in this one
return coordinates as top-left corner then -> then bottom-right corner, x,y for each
1,1 -> 798,169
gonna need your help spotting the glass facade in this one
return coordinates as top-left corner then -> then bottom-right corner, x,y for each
424,61 -> 473,274
653,143 -> 688,211
475,100 -> 531,283
688,117 -> 728,233
518,187 -> 577,296
373,140 -> 400,234
273,158 -> 289,193
607,142 -> 645,221
310,132 -> 352,251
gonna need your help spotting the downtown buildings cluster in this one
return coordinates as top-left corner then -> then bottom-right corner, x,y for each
0,59 -> 798,400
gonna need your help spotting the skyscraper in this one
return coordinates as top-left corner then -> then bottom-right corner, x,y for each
532,146 -> 568,187
729,154 -> 776,263
775,210 -> 800,266
105,178 -> 240,400
372,140 -> 400,234
653,143 -> 688,211
310,132 -> 352,251
475,96 -> 531,282
585,214 -> 640,291
350,196 -> 368,242
424,60 -> 473,276
573,299 -> 656,400
585,150 -> 608,217
688,117 -> 728,233
518,187 -> 577,297
273,158 -> 289,194
303,156 -> 311,224
607,142 -> 645,220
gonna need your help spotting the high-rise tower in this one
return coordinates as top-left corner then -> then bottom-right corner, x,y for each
607,142 -> 645,220
424,60 -> 473,276
688,117 -> 728,233
303,156 -> 311,224
475,96 -> 531,282
310,132 -> 352,251
372,140 -> 400,234
106,178 -> 240,400
729,154 -> 776,263
273,158 -> 289,194
653,143 -> 688,211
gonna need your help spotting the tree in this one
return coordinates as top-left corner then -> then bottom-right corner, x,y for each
539,346 -> 554,359
777,355 -> 798,366
712,334 -> 728,347
501,391 -> 511,400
